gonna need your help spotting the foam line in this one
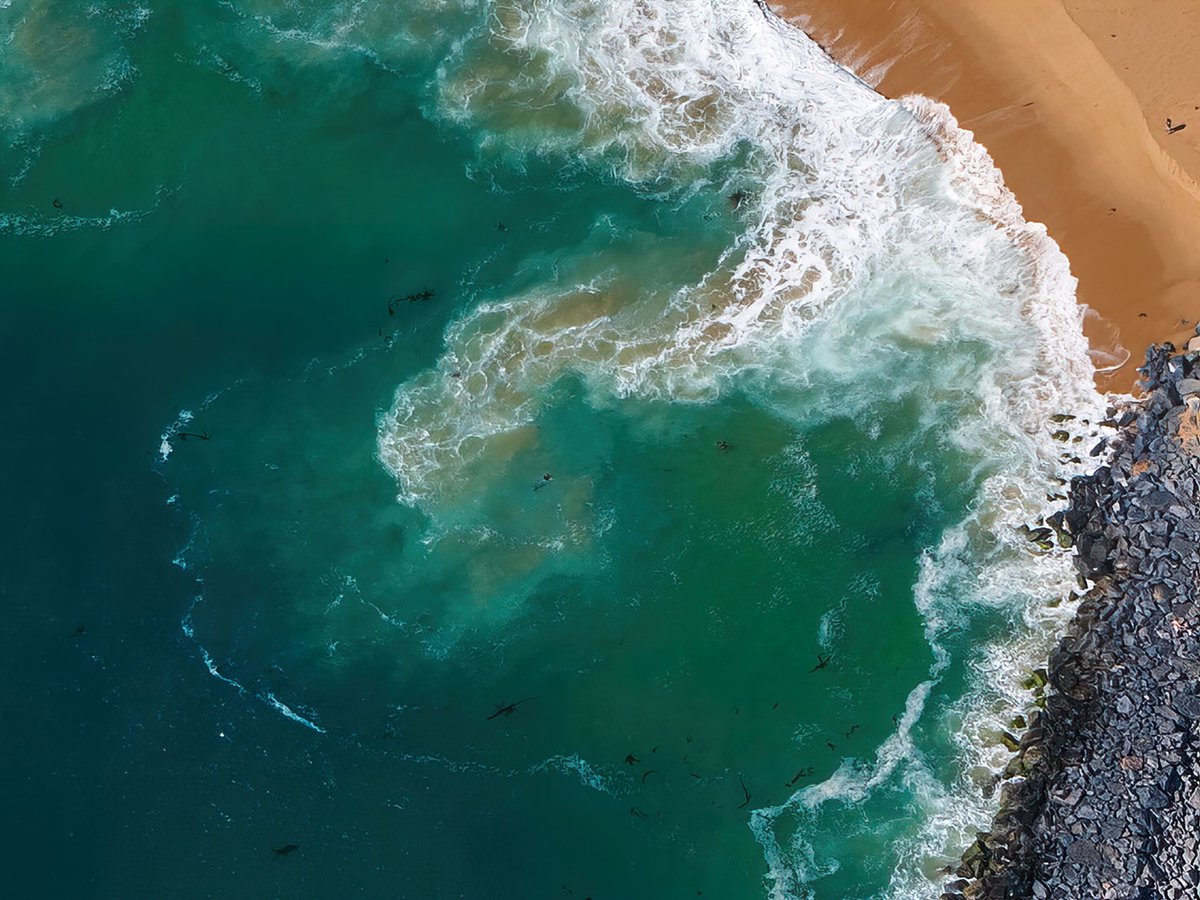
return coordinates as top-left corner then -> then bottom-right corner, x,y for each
181,597 -> 247,695
259,692 -> 327,734
180,597 -> 327,734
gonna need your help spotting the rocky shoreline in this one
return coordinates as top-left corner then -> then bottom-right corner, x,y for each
945,344 -> 1200,900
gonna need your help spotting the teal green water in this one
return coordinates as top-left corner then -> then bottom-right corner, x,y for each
2,1 -> 1106,897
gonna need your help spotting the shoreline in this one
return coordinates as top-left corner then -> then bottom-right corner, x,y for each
772,0 -> 1200,391
753,5 -> 1200,892
947,342 -> 1200,897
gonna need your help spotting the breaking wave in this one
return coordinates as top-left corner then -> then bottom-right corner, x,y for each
374,0 -> 1110,895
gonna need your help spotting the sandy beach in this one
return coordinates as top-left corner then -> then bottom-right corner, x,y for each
774,0 -> 1200,390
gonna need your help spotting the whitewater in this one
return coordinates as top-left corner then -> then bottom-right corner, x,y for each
92,0 -> 1126,894
374,0 -> 1110,895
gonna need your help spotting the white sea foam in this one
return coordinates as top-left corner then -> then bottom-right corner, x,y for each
381,0 -> 1100,509
0,0 -> 149,130
753,679 -> 935,898
84,2 -> 152,36
373,0 -> 1111,895
529,753 -> 618,796
816,599 -> 844,651
155,377 -> 247,467
1,184 -> 175,238
159,409 -> 194,462
261,691 -> 327,734
0,204 -> 151,237
185,47 -> 265,95
126,0 -> 1113,889
6,133 -> 42,187
182,599 -> 329,733
181,596 -> 247,694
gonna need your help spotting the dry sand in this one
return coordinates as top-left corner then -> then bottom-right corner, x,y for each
772,0 -> 1200,390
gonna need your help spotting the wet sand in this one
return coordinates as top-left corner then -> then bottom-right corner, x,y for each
772,0 -> 1200,390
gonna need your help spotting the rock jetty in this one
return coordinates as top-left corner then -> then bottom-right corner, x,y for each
946,343 -> 1200,900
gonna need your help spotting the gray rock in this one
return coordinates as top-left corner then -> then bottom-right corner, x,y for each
955,344 -> 1200,898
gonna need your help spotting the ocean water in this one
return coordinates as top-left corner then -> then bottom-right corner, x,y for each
2,0 -> 1113,897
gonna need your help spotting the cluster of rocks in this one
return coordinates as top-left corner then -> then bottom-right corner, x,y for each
945,343 -> 1200,900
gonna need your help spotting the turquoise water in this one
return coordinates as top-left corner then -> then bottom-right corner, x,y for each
3,1 -> 1110,896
